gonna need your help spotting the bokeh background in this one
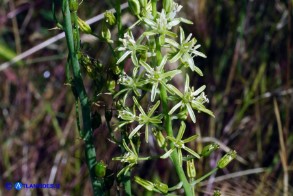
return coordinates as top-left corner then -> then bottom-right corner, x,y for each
0,0 -> 292,195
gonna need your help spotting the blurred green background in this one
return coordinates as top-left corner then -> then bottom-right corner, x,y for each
0,0 -> 292,195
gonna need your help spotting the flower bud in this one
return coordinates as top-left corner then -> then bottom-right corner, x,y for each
104,11 -> 116,26
95,161 -> 107,177
154,180 -> 168,194
201,143 -> 219,157
187,158 -> 196,179
101,23 -> 112,43
128,0 -> 141,16
217,150 -> 237,169
134,176 -> 154,191
77,17 -> 92,34
69,0 -> 78,12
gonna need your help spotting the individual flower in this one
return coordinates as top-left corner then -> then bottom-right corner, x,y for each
165,27 -> 206,76
143,10 -> 177,45
113,139 -> 149,176
117,97 -> 163,142
114,72 -> 148,105
161,121 -> 200,166
167,74 -> 214,123
142,6 -> 193,45
116,31 -> 148,66
140,55 -> 181,102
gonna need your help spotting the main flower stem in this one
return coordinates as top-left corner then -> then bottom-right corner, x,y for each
61,0 -> 103,195
151,6 -> 194,196
159,84 -> 194,196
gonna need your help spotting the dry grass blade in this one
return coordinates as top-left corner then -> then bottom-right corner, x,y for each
0,3 -> 128,71
274,98 -> 289,196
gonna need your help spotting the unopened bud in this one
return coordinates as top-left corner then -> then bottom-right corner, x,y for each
154,180 -> 168,194
134,176 -> 154,191
217,150 -> 237,169
104,11 -> 116,26
69,0 -> 78,12
77,17 -> 92,34
201,143 -> 219,157
187,157 -> 196,179
95,161 -> 107,177
101,23 -> 112,43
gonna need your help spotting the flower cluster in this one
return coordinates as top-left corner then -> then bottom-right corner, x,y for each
111,0 -> 236,194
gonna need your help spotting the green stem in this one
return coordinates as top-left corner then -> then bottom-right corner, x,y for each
190,168 -> 218,186
155,28 -> 194,196
160,84 -> 194,196
61,0 -> 104,195
151,0 -> 157,17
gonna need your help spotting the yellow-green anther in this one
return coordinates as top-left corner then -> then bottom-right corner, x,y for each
163,0 -> 173,13
104,11 -> 116,26
153,129 -> 166,148
69,0 -> 78,12
77,17 -> 92,34
128,0 -> 141,16
187,158 -> 196,179
154,180 -> 168,194
201,143 -> 220,157
217,150 -> 237,169
94,161 -> 107,177
134,176 -> 154,191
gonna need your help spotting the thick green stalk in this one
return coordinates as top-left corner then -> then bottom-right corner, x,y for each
61,0 -> 103,195
159,85 -> 194,196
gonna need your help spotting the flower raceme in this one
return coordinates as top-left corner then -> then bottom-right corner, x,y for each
111,0 -> 235,194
